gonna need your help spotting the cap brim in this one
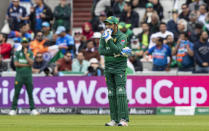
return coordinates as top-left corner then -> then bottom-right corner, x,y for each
21,40 -> 28,43
56,31 -> 61,35
42,25 -> 49,27
104,20 -> 113,24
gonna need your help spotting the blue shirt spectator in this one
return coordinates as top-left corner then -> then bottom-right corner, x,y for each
177,41 -> 194,68
173,32 -> 194,71
7,0 -> 28,31
35,6 -> 44,31
56,26 -> 74,57
8,23 -> 32,42
29,0 -> 53,31
147,37 -> 172,71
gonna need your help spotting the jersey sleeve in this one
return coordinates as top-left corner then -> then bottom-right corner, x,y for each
14,51 -> 19,62
98,38 -> 113,55
29,51 -> 34,60
107,34 -> 127,54
148,46 -> 155,54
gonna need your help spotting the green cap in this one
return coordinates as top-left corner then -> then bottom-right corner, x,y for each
118,22 -> 132,29
118,22 -> 126,29
104,16 -> 119,24
21,37 -> 29,43
146,3 -> 153,8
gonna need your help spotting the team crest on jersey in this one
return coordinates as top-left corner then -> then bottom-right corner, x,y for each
113,38 -> 117,43
121,40 -> 125,44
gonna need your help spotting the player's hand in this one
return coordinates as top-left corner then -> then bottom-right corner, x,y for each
121,47 -> 132,57
23,48 -> 28,55
102,28 -> 112,42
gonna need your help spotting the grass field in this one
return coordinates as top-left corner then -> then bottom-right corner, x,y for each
0,115 -> 209,131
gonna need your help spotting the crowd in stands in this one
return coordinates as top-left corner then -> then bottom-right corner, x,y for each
1,0 -> 209,76
92,0 -> 209,73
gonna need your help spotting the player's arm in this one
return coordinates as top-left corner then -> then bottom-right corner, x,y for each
14,51 -> 30,67
24,48 -> 34,66
98,38 -> 112,55
107,36 -> 125,54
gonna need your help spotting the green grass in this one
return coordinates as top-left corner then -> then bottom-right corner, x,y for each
0,115 -> 209,131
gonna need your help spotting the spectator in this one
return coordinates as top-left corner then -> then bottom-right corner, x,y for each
145,37 -> 172,71
32,52 -> 48,74
120,2 -> 139,28
129,36 -> 144,71
164,35 -> 177,68
0,33 -> 12,59
138,22 -> 151,48
189,22 -> 203,43
165,35 -> 176,49
143,2 -> 158,24
30,31 -> 48,56
74,32 -> 86,55
118,22 -> 133,44
154,22 -> 174,38
149,0 -> 164,20
203,13 -> 209,34
130,35 -> 146,55
0,55 -> 8,72
173,32 -> 194,71
131,0 -> 147,8
149,13 -> 160,34
194,31 -> 209,73
30,0 -> 53,32
8,23 -> 33,43
179,3 -> 190,21
129,55 -> 143,71
94,0 -> 111,17
42,21 -> 53,42
82,39 -> 100,61
53,0 -> 71,32
55,26 -> 74,56
19,0 -> 32,15
149,22 -> 174,49
92,32 -> 101,48
7,0 -> 28,31
92,11 -> 106,32
187,11 -> 199,33
87,58 -> 103,76
175,19 -> 188,41
197,4 -> 207,24
72,52 -> 90,73
54,52 -> 72,75
82,22 -> 94,41
112,0 -> 125,18
167,9 -> 178,41
189,0 -> 205,11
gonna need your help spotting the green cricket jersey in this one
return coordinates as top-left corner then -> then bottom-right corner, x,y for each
99,30 -> 127,72
14,49 -> 34,76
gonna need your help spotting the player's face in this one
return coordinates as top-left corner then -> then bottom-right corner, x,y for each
22,42 -> 29,48
105,23 -> 114,31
